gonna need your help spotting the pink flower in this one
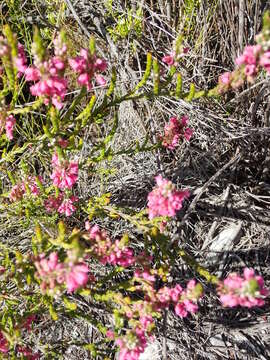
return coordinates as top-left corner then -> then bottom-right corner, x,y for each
9,184 -> 24,201
5,114 -> 16,140
0,332 -> 8,353
162,47 -> 189,67
219,72 -> 231,85
161,115 -> 193,150
218,268 -> 269,308
58,138 -> 68,148
174,302 -> 188,317
50,153 -> 78,190
260,51 -> 270,73
235,45 -> 261,66
35,252 -> 90,294
147,175 -> 189,219
25,67 -> 40,81
162,53 -> 175,66
9,176 -> 42,202
66,263 -> 89,292
21,315 -> 36,331
69,48 -> 107,91
17,346 -> 40,359
24,33 -> 68,109
44,193 -> 63,213
14,43 -> 28,76
58,195 -> 78,216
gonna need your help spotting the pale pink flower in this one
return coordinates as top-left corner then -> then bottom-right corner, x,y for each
66,263 -> 89,292
260,51 -> 270,73
57,195 -> 78,217
219,72 -> 231,85
162,53 -> 175,66
14,43 -> 28,76
9,184 -> 24,201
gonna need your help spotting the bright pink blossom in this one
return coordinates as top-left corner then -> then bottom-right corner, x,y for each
162,47 -> 189,67
218,268 -> 269,308
69,48 -> 107,91
22,33 -> 68,109
35,252 -> 90,294
50,153 -> 78,190
147,175 -> 189,219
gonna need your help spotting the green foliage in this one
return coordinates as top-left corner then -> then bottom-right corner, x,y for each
107,6 -> 143,41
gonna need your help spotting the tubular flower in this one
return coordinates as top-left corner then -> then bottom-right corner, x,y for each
50,153 -> 78,190
69,48 -> 107,91
217,268 -> 269,308
147,175 -> 189,219
161,115 -> 193,149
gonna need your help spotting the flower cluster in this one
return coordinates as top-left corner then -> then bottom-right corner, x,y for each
0,113 -> 16,140
0,315 -> 39,358
20,33 -> 68,109
217,268 -> 269,308
69,48 -> 107,91
147,175 -> 189,219
50,153 -> 78,190
218,26 -> 270,92
156,280 -> 203,317
45,193 -> 78,217
115,328 -> 148,360
161,115 -> 193,150
34,251 -> 89,294
0,332 -> 8,354
107,272 -> 203,360
85,222 -> 135,267
9,176 -> 42,202
14,42 -> 28,76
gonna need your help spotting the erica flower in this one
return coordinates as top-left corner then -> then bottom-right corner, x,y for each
69,48 -> 107,91
85,223 -> 135,267
161,115 -> 193,150
0,114 -> 16,140
23,33 -> 68,109
14,42 -> 28,76
57,195 -> 78,217
66,263 -> 89,292
218,268 -> 269,308
0,332 -> 8,353
35,252 -> 90,294
50,153 -> 78,190
147,175 -> 189,219
162,47 -> 189,67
